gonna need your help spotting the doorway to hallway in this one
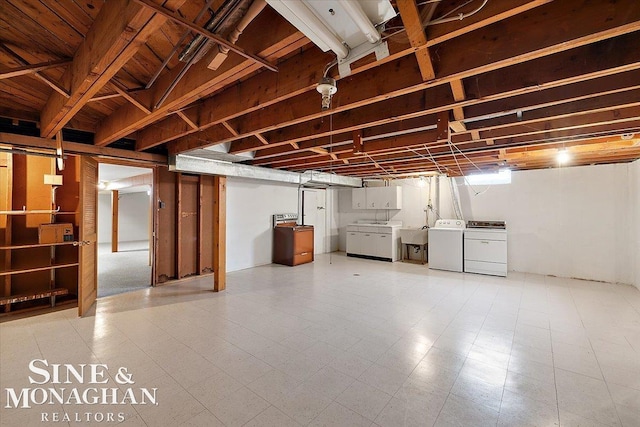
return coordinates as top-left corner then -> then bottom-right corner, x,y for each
97,164 -> 153,298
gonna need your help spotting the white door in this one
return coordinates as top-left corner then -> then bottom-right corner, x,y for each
302,190 -> 326,254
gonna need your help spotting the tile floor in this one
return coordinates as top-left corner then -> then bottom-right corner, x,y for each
1,253 -> 639,427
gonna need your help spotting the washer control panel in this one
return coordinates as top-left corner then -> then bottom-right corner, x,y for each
434,219 -> 466,229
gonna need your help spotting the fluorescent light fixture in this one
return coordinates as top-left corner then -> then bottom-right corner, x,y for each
265,0 -> 395,69
340,0 -> 380,43
265,0 -> 349,59
557,148 -> 570,164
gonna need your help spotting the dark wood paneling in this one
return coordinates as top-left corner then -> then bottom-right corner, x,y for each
199,175 -> 214,274
177,174 -> 198,278
155,166 -> 176,283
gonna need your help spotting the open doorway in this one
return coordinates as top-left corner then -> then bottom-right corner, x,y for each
97,164 -> 153,298
302,189 -> 327,254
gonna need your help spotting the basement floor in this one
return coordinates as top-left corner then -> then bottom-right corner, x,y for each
1,253 -> 639,426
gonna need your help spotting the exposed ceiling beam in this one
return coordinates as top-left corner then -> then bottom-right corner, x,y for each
0,59 -> 71,80
252,103 -> 640,170
150,0 -> 549,151
0,133 -> 165,164
132,0 -> 277,72
204,2 -> 640,155
39,0 -> 187,139
231,32 -> 640,155
397,0 -> 436,81
95,9 -> 306,147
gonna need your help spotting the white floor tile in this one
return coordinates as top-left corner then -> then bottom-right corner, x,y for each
2,253 -> 639,427
336,380 -> 393,420
310,402 -> 372,427
209,387 -> 270,427
434,394 -> 500,427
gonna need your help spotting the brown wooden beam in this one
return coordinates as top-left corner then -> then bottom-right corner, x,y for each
97,10 -> 305,147
133,0 -> 277,72
0,133 -> 166,164
213,176 -> 226,292
397,0 -> 436,81
177,111 -> 199,130
353,130 -> 363,154
235,35 -> 640,156
0,59 -> 71,80
144,0 -> 550,151
40,0 -> 187,138
176,0 -> 640,155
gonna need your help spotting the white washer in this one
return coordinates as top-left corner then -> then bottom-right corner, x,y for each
428,219 -> 466,272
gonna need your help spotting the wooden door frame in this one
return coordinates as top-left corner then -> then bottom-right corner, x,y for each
95,158 -> 157,287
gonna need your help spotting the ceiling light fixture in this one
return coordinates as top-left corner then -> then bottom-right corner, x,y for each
340,1 -> 381,44
557,148 -> 570,164
316,77 -> 337,110
265,0 -> 396,76
265,0 -> 349,59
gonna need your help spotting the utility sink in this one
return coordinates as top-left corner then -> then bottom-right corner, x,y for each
399,228 -> 429,245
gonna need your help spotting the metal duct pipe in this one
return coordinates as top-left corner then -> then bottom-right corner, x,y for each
179,0 -> 242,63
170,154 -> 362,187
209,0 -> 267,70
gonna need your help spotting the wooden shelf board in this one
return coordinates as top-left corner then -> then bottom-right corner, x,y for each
0,262 -> 79,276
0,211 -> 76,215
0,242 -> 76,250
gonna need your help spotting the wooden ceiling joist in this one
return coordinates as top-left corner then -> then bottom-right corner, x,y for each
132,0 -> 278,72
1,0 -> 639,176
39,0 -> 187,139
0,59 -> 71,80
148,0 -> 552,152
397,0 -> 436,81
95,9 -> 305,148
241,36 -> 640,158
195,4 -> 640,157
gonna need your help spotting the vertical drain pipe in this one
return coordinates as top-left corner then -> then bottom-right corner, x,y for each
434,175 -> 440,222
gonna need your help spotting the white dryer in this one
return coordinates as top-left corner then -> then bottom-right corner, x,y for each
428,219 -> 466,272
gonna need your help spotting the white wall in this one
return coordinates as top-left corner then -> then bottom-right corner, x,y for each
119,192 -> 150,242
226,178 -> 340,272
98,191 -> 149,243
336,178 -> 451,250
98,193 -> 111,243
456,164 -> 632,284
336,164 -> 636,285
631,160 -> 640,290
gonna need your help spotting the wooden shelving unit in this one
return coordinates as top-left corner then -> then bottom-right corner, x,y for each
0,242 -> 76,250
0,262 -> 80,277
0,152 -> 80,316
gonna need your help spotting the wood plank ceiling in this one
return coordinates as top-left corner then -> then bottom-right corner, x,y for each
1,0 -> 640,178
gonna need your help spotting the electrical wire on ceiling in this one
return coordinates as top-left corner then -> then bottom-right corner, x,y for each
447,137 -> 490,196
364,153 -> 394,179
381,0 -> 489,43
428,0 -> 489,25
407,145 -> 446,174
